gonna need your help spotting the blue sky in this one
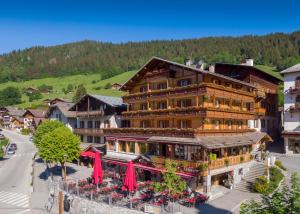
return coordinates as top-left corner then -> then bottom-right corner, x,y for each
0,0 -> 299,54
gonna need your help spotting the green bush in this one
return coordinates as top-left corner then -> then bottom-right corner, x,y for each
268,166 -> 284,193
21,128 -> 31,135
252,176 -> 269,194
275,160 -> 287,171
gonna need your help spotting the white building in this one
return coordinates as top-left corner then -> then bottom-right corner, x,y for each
281,63 -> 300,154
69,94 -> 126,144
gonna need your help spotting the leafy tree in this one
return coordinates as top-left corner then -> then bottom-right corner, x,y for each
66,83 -> 73,92
72,84 -> 87,102
38,126 -> 81,179
33,120 -> 65,149
37,84 -> 53,92
153,160 -> 187,196
27,91 -> 42,102
240,173 -> 300,214
0,86 -> 22,107
104,82 -> 112,89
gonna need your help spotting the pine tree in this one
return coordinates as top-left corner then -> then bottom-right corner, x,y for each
72,84 -> 87,102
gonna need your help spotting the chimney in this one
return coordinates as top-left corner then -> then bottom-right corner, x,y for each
185,59 -> 193,67
241,58 -> 254,66
209,65 -> 215,73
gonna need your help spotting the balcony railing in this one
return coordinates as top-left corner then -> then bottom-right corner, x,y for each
255,90 -> 266,99
73,128 -> 103,136
150,153 -> 251,173
255,107 -> 266,115
76,110 -> 104,117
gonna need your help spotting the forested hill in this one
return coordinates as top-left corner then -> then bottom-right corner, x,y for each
1,30 -> 300,83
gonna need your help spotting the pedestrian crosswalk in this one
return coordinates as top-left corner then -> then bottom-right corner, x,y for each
0,191 -> 30,208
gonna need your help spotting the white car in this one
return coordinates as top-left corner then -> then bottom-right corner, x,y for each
7,148 -> 15,155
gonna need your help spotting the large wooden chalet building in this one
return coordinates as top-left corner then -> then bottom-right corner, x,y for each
103,57 -> 277,192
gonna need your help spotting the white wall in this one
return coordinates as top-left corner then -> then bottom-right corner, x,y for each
283,72 -> 300,131
48,108 -> 77,131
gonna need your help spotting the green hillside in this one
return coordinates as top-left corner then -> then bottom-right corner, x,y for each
0,31 -> 300,83
0,71 -> 136,109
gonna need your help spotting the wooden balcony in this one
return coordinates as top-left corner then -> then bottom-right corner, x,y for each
74,128 -> 103,136
76,110 -> 104,117
255,90 -> 266,99
122,105 -> 256,119
150,153 -> 252,174
255,107 -> 266,115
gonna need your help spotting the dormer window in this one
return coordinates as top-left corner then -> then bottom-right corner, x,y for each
177,79 -> 191,87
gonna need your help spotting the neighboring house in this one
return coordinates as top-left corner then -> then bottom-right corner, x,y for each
281,63 -> 300,154
69,94 -> 126,144
23,109 -> 47,130
25,87 -> 39,94
103,57 -> 272,193
213,59 -> 283,139
46,101 -> 77,131
1,107 -> 26,129
111,83 -> 122,90
10,116 -> 24,130
49,98 -> 70,106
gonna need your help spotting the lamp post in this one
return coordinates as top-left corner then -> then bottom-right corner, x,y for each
63,154 -> 68,180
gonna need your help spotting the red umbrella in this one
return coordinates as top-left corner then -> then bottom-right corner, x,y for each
93,151 -> 103,185
122,161 -> 137,192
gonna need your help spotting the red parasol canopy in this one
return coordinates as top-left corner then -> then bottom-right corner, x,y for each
93,151 -> 103,185
122,161 -> 137,192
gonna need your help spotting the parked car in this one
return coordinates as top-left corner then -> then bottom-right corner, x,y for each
10,143 -> 17,150
29,136 -> 33,142
7,148 -> 15,155
0,133 -> 4,139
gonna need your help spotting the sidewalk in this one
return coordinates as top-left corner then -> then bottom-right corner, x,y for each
30,158 -> 50,214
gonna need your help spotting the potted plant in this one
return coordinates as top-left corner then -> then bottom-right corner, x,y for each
225,159 -> 230,167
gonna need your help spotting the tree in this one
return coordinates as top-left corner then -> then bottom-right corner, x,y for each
240,173 -> 300,214
153,160 -> 187,196
72,84 -> 87,102
33,120 -> 65,149
0,86 -> 22,107
27,91 -> 42,102
104,82 -> 112,89
38,126 -> 81,179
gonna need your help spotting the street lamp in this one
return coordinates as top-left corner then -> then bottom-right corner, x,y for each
63,154 -> 68,180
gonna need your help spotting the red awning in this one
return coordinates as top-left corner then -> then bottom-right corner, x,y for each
80,151 -> 95,158
102,159 -> 196,179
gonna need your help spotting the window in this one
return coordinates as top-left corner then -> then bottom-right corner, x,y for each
95,121 -> 101,128
177,79 -> 191,87
158,120 -> 169,128
229,147 -> 237,155
55,113 -> 61,121
140,103 -> 148,110
129,142 -> 135,153
242,146 -> 247,154
296,76 -> 300,88
177,120 -> 191,129
121,120 -> 130,128
237,121 -> 242,129
157,101 -> 167,109
213,79 -> 221,85
88,121 -> 93,128
139,143 -> 147,154
261,119 -> 265,128
174,145 -> 185,159
254,120 -> 258,128
104,120 -> 110,128
226,120 -> 232,129
177,99 -> 192,108
108,141 -> 115,151
120,142 -> 126,152
215,99 -> 220,108
140,120 -> 150,128
94,137 -> 101,143
157,82 -> 167,90
140,85 -> 147,92
87,136 -> 93,143
214,120 -> 220,129
80,121 -> 85,128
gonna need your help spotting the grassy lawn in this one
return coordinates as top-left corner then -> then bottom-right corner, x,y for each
0,71 -> 136,109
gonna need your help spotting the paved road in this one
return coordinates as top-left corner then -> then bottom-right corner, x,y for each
0,130 -> 36,214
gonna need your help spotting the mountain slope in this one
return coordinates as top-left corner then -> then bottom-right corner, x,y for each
0,31 -> 300,83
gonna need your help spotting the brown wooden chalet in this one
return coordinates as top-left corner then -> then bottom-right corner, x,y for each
103,57 -> 272,192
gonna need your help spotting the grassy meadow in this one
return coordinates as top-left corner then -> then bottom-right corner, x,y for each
0,71 -> 136,109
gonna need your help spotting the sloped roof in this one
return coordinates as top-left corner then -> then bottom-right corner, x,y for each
148,132 -> 271,149
48,102 -> 76,118
121,57 -> 256,91
24,109 -> 46,118
281,63 -> 300,74
89,94 -> 124,107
